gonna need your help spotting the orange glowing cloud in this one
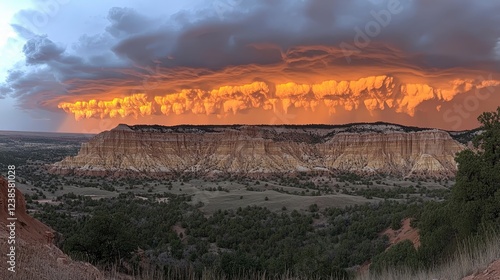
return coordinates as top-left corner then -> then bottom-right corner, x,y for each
153,82 -> 271,116
58,93 -> 153,120
57,75 -> 500,121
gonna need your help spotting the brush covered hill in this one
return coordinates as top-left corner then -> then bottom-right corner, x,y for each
0,176 -> 103,280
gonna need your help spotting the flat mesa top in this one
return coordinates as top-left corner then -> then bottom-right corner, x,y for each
104,123 -> 479,145
114,122 -> 428,132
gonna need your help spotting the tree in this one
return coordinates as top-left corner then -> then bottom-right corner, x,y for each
390,216 -> 402,231
308,203 -> 319,213
371,240 -> 419,273
451,106 -> 500,238
416,107 -> 500,267
64,212 -> 138,264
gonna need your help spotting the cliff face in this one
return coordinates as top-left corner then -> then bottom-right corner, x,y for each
319,131 -> 462,176
51,124 -> 466,177
0,176 -> 52,245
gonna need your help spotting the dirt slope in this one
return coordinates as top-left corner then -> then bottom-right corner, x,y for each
0,176 -> 103,279
463,260 -> 500,280
381,218 -> 420,250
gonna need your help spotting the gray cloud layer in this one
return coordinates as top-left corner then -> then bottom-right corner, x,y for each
1,0 -> 500,130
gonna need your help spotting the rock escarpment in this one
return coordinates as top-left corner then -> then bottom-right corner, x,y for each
51,123 -> 466,177
0,176 -> 53,244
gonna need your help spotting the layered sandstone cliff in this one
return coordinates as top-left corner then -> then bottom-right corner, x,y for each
51,123 -> 466,177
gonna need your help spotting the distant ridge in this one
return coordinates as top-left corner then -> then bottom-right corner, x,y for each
112,122 -> 480,144
52,122 -> 468,178
116,121 -> 436,132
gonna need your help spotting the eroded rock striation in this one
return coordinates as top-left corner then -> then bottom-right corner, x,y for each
51,123 -> 467,177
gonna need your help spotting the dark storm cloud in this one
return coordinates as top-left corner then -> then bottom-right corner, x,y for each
105,0 -> 500,70
106,7 -> 157,37
23,35 -> 65,64
2,0 -> 500,111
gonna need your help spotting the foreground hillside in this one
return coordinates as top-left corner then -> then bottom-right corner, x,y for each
0,176 -> 103,280
463,260 -> 500,280
357,231 -> 500,280
51,123 -> 465,177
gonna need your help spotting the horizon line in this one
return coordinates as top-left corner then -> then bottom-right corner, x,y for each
0,121 -> 481,135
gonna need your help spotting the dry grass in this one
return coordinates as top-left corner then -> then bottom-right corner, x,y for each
103,270 -> 338,280
2,243 -> 102,280
104,266 -> 348,280
356,230 -> 500,280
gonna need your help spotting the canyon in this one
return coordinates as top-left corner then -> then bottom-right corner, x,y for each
51,123 -> 471,178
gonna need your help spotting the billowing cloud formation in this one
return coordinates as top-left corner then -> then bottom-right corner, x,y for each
58,94 -> 153,120
23,36 -> 65,64
58,75 -> 500,120
155,82 -> 272,115
2,0 -> 500,131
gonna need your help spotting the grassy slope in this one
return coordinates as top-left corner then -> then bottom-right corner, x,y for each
356,231 -> 500,280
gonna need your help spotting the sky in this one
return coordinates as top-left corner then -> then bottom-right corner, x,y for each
0,0 -> 500,133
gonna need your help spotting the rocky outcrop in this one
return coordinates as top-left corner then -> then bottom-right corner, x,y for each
319,130 -> 462,176
51,123 -> 466,177
0,176 -> 53,245
0,177 -> 103,279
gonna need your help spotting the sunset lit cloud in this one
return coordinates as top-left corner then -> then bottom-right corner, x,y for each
57,76 -> 500,121
1,0 -> 500,132
58,94 -> 153,121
